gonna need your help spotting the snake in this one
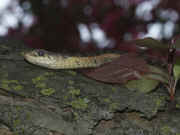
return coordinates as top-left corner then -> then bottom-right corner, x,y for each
24,49 -> 121,69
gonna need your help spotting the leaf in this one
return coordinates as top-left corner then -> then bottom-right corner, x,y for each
146,65 -> 169,83
134,37 -> 168,49
81,53 -> 149,84
132,38 -> 169,61
82,52 -> 169,92
173,38 -> 180,49
173,60 -> 180,80
126,65 -> 168,93
125,76 -> 159,93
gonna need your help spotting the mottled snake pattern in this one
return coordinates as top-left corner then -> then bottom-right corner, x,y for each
24,49 -> 121,69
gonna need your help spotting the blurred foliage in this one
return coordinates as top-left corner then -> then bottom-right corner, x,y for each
4,0 -> 180,52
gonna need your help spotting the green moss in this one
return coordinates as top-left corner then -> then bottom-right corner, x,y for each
32,72 -> 53,83
21,80 -> 28,85
13,107 -> 22,127
68,80 -> 74,85
32,74 -> 49,89
2,79 -> 19,84
73,111 -> 79,120
32,72 -> 54,88
161,126 -> 172,135
1,79 -> 9,84
13,85 -> 23,91
35,82 -> 46,89
13,119 -> 21,126
154,96 -> 166,109
1,79 -> 23,91
32,74 -> 58,96
67,71 -> 77,76
176,97 -> 180,109
40,88 -> 55,96
32,75 -> 47,84
69,88 -> 81,97
110,102 -> 119,110
103,98 -> 111,103
44,72 -> 54,76
1,82 -> 10,90
69,98 -> 88,110
155,98 -> 162,107
63,95 -> 68,100
15,106 -> 22,111
26,112 -> 31,120
176,103 -> 180,109
111,87 -> 117,92
68,86 -> 75,90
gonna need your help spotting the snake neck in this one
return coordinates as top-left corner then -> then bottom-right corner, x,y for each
24,49 -> 121,69
54,53 -> 121,69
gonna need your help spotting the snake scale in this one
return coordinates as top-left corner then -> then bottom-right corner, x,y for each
24,49 -> 121,69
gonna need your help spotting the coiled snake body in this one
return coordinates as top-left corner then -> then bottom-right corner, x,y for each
24,49 -> 121,69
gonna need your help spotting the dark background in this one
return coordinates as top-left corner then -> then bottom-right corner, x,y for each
1,0 -> 180,53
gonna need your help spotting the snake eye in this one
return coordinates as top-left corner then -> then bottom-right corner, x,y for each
36,50 -> 44,56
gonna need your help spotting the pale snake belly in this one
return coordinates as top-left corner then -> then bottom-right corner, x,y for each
24,49 -> 121,69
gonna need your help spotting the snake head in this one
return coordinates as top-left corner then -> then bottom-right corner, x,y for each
36,49 -> 45,56
24,49 -> 59,69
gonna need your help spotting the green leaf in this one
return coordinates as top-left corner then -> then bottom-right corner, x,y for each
145,73 -> 168,84
125,76 -> 159,93
173,38 -> 180,49
125,65 -> 169,93
147,65 -> 169,83
134,37 -> 168,49
173,61 -> 180,80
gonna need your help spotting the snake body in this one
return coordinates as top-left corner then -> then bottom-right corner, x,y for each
24,49 -> 121,69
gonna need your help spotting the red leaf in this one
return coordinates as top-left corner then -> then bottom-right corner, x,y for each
81,53 -> 149,84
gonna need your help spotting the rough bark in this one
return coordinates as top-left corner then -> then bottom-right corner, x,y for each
0,37 -> 180,135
